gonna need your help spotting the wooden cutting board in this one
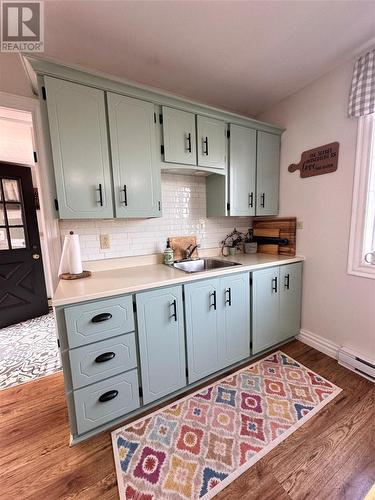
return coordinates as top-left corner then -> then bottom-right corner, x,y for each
253,228 -> 280,254
253,217 -> 297,256
169,236 -> 198,261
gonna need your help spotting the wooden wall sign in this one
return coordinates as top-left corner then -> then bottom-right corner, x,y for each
288,142 -> 339,178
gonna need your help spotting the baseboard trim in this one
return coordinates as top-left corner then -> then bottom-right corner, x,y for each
297,329 -> 340,360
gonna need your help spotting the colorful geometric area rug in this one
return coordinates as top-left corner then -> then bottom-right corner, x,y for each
112,351 -> 342,499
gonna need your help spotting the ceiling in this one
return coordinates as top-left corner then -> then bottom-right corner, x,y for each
41,0 -> 375,117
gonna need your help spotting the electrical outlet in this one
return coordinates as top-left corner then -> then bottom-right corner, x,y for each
297,221 -> 304,230
100,234 -> 110,249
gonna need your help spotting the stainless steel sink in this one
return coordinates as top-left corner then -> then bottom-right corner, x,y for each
173,257 -> 242,273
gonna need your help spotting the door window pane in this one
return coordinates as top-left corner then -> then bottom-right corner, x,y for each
5,203 -> 23,226
2,179 -> 20,202
0,228 -> 9,250
0,206 -> 5,225
9,227 -> 26,249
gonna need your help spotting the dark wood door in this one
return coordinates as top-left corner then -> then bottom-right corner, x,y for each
0,162 -> 49,328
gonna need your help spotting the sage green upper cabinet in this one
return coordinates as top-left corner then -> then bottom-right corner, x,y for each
197,116 -> 226,170
162,107 -> 197,165
107,93 -> 161,218
256,131 -> 280,216
44,77 -> 113,219
229,124 -> 256,216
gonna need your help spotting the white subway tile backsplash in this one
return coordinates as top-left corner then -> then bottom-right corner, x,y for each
59,173 -> 252,261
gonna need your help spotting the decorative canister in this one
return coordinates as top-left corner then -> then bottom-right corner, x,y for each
244,242 -> 257,254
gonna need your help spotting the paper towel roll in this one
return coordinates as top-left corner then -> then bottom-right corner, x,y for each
58,232 -> 83,276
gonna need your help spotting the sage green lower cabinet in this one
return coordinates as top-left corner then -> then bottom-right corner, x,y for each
279,263 -> 303,340
136,286 -> 186,404
185,272 -> 250,384
185,278 -> 221,383
252,262 -> 302,354
220,273 -> 250,366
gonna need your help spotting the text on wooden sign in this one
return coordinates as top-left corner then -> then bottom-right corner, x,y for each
288,142 -> 339,178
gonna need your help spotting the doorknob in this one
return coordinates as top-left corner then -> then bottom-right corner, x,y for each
32,254 -> 40,260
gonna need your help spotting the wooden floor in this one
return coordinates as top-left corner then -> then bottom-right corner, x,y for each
1,340 -> 374,500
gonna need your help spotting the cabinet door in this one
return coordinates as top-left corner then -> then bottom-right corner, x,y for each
229,124 -> 256,216
185,278 -> 221,383
44,77 -> 113,218
107,93 -> 161,218
252,267 -> 280,354
219,273 -> 250,367
136,286 -> 186,404
256,131 -> 280,216
279,262 -> 302,341
162,107 -> 197,165
197,116 -> 226,170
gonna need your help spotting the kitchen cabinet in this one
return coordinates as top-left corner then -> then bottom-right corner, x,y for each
44,76 -> 113,218
107,93 -> 162,218
220,273 -> 250,366
162,107 -> 197,165
185,278 -> 221,383
228,124 -> 256,216
207,127 -> 280,217
136,286 -> 186,404
252,262 -> 302,354
256,131 -> 280,216
185,272 -> 250,383
279,262 -> 303,341
197,115 -> 226,170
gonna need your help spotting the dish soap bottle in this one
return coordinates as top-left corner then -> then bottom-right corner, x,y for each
164,239 -> 174,265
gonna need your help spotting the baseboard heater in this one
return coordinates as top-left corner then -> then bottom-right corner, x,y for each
338,347 -> 375,382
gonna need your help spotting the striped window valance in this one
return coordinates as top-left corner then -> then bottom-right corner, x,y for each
348,50 -> 375,117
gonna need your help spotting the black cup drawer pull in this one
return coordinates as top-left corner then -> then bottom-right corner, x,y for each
91,312 -> 113,323
95,352 -> 116,363
98,390 -> 118,403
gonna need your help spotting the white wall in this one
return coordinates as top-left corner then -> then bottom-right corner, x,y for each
0,54 -> 34,98
60,173 -> 251,261
257,58 -> 375,358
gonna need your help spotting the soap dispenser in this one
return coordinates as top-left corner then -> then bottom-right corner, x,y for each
164,239 -> 174,265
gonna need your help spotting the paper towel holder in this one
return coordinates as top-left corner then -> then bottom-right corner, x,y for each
59,231 -> 92,280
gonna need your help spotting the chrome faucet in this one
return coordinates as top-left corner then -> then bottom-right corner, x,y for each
185,243 -> 200,260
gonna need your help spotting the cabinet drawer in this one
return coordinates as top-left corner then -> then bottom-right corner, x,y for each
69,332 -> 137,389
64,296 -> 134,348
73,369 -> 140,435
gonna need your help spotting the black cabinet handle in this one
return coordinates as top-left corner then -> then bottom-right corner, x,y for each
98,390 -> 118,403
170,299 -> 177,322
203,137 -> 209,155
272,277 -> 278,293
225,287 -> 232,306
249,192 -> 254,208
284,273 -> 290,290
209,290 -> 217,310
98,184 -> 103,206
186,133 -> 192,153
91,312 -> 113,323
260,193 -> 265,208
95,352 -> 116,363
122,185 -> 127,206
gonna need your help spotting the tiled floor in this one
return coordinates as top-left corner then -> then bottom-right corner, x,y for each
0,312 -> 61,390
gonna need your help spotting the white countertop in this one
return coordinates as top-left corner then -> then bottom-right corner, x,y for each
52,253 -> 304,307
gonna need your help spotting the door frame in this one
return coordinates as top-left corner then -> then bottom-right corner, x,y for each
0,90 -> 61,295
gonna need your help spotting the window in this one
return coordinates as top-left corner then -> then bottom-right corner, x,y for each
0,177 -> 27,250
348,114 -> 375,278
